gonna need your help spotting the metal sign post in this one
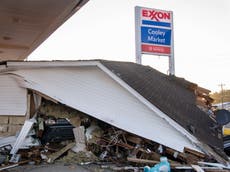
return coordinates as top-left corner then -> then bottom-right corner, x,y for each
135,7 -> 142,64
169,13 -> 175,75
135,6 -> 175,75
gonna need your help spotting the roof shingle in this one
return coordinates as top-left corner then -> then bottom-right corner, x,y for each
101,60 -> 223,152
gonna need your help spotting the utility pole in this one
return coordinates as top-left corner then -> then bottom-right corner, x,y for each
218,83 -> 225,109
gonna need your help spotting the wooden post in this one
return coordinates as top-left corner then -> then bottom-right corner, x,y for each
25,94 -> 31,120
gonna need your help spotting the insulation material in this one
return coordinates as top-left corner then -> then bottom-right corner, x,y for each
33,93 -> 42,110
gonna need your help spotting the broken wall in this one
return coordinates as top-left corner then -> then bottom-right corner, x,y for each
38,99 -> 87,127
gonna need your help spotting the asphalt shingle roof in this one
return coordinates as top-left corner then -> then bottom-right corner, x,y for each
101,60 -> 223,152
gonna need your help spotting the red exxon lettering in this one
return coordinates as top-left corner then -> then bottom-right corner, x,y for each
142,9 -> 170,21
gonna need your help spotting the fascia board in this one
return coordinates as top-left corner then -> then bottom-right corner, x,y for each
6,61 -> 99,69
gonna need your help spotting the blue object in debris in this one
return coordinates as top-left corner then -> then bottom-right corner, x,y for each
144,166 -> 151,172
158,157 -> 170,172
143,157 -> 170,172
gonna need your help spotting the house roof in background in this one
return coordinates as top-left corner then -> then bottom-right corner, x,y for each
0,0 -> 89,61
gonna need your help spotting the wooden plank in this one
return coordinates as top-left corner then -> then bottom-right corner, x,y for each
26,94 -> 31,120
0,43 -> 29,50
47,142 -> 75,163
127,157 -> 159,164
132,147 -> 162,162
196,143 -> 229,165
0,160 -> 29,171
165,147 -> 187,162
29,93 -> 36,118
191,165 -> 205,172
126,135 -> 142,144
184,147 -> 206,159
196,93 -> 214,103
197,86 -> 211,95
0,164 -> 18,171
198,161 -> 230,170
127,157 -> 181,167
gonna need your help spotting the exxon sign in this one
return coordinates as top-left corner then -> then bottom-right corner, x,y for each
135,6 -> 173,57
141,9 -> 171,23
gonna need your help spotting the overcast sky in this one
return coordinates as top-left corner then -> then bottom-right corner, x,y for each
28,0 -> 230,92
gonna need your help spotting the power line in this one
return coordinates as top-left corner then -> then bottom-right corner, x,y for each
218,83 -> 225,109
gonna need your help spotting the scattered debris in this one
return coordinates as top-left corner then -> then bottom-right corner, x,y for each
143,157 -> 170,172
0,136 -> 16,147
191,164 -> 205,172
10,119 -> 35,155
0,99 -> 229,171
47,142 -> 75,163
9,154 -> 21,163
0,163 -> 19,171
0,160 -> 29,171
198,161 -> 230,170
57,150 -> 98,164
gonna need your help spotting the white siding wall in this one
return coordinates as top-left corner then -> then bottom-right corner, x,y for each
11,67 -> 200,152
0,75 -> 27,116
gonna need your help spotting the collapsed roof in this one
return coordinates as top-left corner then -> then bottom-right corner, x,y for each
101,61 -> 223,149
0,60 -> 227,164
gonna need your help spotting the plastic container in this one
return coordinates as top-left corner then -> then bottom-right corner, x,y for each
158,157 -> 170,172
143,157 -> 170,172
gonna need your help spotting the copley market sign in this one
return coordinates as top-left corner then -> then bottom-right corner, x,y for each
135,6 -> 173,56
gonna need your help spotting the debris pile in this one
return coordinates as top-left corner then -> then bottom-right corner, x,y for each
0,100 -> 229,171
195,86 -> 214,113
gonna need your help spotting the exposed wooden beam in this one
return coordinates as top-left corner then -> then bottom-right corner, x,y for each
0,43 -> 29,50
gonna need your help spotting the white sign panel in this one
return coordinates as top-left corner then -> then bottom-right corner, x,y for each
135,6 -> 175,74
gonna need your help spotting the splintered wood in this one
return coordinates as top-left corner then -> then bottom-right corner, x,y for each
184,147 -> 206,159
47,142 -> 75,163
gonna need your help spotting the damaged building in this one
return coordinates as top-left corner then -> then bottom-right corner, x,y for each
0,0 -> 230,171
0,60 -> 229,171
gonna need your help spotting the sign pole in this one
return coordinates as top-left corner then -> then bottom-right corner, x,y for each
169,54 -> 175,75
135,7 -> 142,64
169,12 -> 175,75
